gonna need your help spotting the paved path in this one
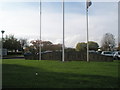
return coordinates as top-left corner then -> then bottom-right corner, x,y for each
3,56 -> 25,59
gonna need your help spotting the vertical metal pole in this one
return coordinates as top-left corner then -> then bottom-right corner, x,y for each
62,0 -> 65,62
86,4 -> 89,62
0,33 -> 3,90
39,0 -> 42,60
118,1 -> 120,50
1,34 -> 3,59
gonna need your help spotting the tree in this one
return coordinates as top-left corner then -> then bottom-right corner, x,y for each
65,48 -> 75,52
41,41 -> 53,51
50,44 -> 62,51
101,33 -> 115,51
30,40 -> 53,51
76,41 -> 99,52
88,41 -> 99,51
76,42 -> 87,52
29,40 -> 62,53
118,43 -> 120,50
3,35 -> 21,52
20,38 -> 28,48
20,38 -> 28,52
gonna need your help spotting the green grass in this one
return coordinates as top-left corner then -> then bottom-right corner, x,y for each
2,59 -> 119,88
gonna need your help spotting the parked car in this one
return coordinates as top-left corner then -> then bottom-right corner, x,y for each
24,52 -> 32,56
89,50 -> 96,54
41,51 -> 53,54
113,51 -> 120,60
101,51 -> 114,57
88,50 -> 100,54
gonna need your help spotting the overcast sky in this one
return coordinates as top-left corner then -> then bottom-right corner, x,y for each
0,1 -> 118,48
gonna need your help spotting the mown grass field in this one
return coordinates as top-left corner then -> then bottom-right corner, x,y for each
2,59 -> 119,88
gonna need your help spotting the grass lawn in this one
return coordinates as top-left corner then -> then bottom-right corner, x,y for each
2,59 -> 119,88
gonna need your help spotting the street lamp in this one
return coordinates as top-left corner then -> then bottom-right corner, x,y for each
1,30 -> 5,59
1,30 -> 5,42
1,30 -> 5,36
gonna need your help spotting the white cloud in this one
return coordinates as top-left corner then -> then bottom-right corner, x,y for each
89,12 -> 118,46
0,0 -> 119,2
0,3 -> 118,48
0,9 -> 40,40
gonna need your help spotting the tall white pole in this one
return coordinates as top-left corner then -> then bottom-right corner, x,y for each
1,33 -> 3,59
62,0 -> 65,62
39,0 -> 42,60
86,1 -> 89,62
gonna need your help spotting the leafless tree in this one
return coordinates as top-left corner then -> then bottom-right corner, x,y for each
101,33 -> 115,51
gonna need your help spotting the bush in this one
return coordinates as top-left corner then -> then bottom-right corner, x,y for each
7,52 -> 22,55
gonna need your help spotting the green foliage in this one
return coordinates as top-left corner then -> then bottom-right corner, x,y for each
76,42 -> 87,52
3,35 -> 21,52
88,41 -> 99,51
76,41 -> 99,52
65,48 -> 75,52
25,40 -> 62,54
